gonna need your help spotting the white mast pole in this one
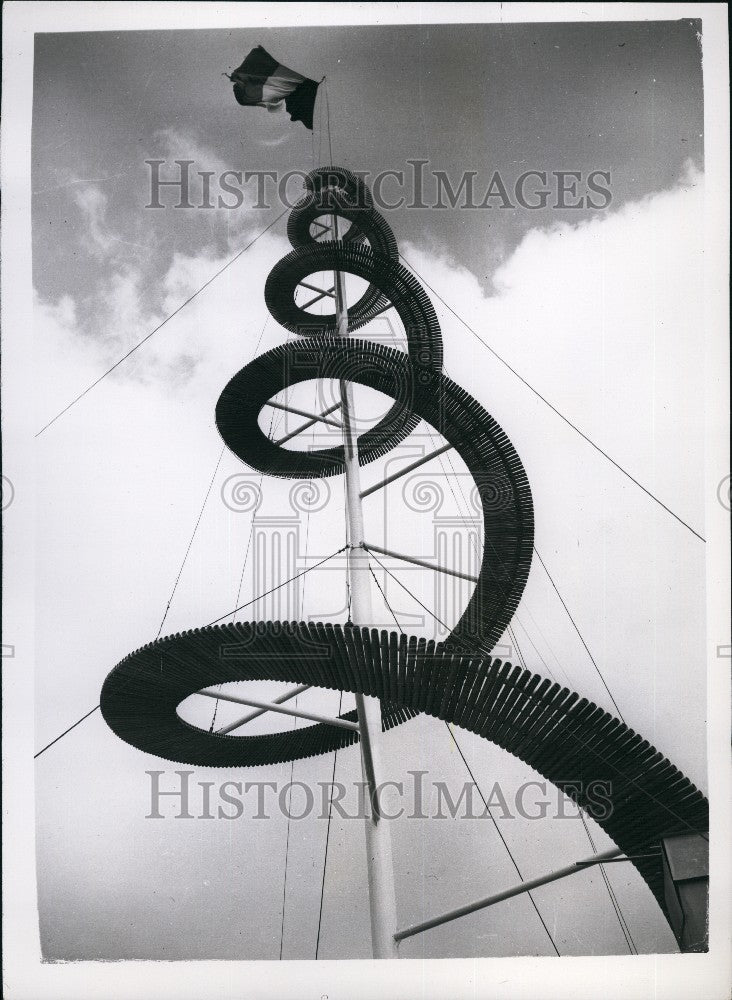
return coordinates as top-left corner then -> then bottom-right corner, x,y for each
331,206 -> 399,958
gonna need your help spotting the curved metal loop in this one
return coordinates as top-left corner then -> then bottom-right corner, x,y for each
101,620 -> 708,920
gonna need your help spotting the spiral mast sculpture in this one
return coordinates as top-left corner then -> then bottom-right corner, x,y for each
101,167 -> 709,956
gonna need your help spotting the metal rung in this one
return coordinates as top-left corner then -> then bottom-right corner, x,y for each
574,852 -> 660,865
300,286 -> 336,310
360,444 -> 454,498
363,542 -> 479,584
197,688 -> 358,731
216,684 -> 312,735
299,280 -> 336,298
273,403 -> 342,446
394,847 -> 622,942
264,400 -> 343,428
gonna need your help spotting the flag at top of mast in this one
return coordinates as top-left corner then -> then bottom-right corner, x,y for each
226,46 -> 320,130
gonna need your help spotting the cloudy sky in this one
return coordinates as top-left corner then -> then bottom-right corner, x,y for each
31,18 -> 707,963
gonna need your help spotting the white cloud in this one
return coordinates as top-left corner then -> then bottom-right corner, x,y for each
69,179 -> 160,262
147,126 -> 257,238
404,161 -> 705,522
71,183 -> 117,256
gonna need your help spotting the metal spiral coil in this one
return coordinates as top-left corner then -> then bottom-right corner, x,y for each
101,168 -> 708,922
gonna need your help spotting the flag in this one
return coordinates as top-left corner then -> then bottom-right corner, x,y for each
228,46 -> 319,130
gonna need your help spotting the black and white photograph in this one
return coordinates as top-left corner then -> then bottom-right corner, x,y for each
2,4 -> 730,999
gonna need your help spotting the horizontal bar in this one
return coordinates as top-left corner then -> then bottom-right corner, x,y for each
216,684 -> 312,735
360,444 -> 454,498
575,852 -> 661,865
272,402 -> 342,446
300,287 -> 336,310
197,688 -> 358,732
299,280 -> 335,298
394,847 -> 623,942
264,400 -> 342,428
363,542 -> 479,584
